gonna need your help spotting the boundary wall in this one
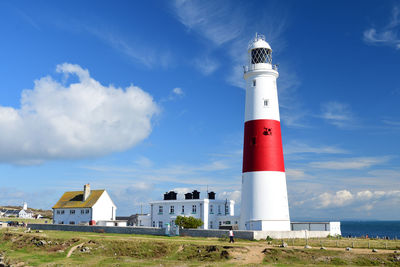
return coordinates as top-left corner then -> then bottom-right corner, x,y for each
180,229 -> 329,240
28,224 -> 329,240
28,224 -> 164,235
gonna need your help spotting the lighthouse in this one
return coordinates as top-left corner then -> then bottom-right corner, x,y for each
240,34 -> 290,231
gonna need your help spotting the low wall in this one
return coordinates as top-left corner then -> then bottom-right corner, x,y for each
28,224 -> 165,236
27,224 -> 330,240
180,229 -> 254,240
180,229 -> 329,240
254,230 -> 330,240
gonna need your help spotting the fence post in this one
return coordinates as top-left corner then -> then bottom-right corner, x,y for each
368,241 -> 370,249
292,238 -> 294,246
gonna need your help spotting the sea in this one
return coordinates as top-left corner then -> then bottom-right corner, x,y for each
341,221 -> 400,239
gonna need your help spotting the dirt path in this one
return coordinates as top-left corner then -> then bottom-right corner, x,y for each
66,242 -> 85,258
229,245 -> 266,265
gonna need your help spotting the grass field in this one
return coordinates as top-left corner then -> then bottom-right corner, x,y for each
0,228 -> 400,266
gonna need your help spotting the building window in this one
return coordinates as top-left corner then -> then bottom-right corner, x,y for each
210,205 -> 213,214
56,210 -> 60,214
264,99 -> 269,107
225,205 -> 229,215
69,221 -> 75,224
218,205 -> 221,214
253,79 -> 256,87
61,210 -> 65,214
70,210 -> 75,214
152,221 -> 155,227
81,210 -> 84,214
209,221 -> 213,229
170,206 -> 174,214
85,209 -> 89,214
158,206 -> 163,214
158,221 -> 163,228
219,221 -> 222,226
181,205 -> 184,214
59,221 -> 64,224
192,205 -> 197,214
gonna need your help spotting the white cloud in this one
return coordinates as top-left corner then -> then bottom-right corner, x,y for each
316,190 -> 354,208
218,190 -> 241,203
172,87 -> 184,96
309,156 -> 390,170
82,26 -> 172,68
286,169 -> 308,180
193,56 -> 219,75
0,63 -> 159,164
172,0 -> 244,46
284,141 -> 348,155
320,101 -> 355,128
363,6 -> 400,49
306,189 -> 400,209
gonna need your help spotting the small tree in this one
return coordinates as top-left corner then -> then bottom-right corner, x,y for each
174,215 -> 203,229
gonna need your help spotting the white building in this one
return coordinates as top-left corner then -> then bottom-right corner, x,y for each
150,190 -> 238,229
52,184 -> 116,225
18,202 -> 33,219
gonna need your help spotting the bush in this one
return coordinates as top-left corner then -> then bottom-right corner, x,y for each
175,216 -> 203,229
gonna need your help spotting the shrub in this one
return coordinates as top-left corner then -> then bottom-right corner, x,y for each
175,216 -> 203,229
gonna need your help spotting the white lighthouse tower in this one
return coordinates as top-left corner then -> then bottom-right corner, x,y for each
240,34 -> 290,231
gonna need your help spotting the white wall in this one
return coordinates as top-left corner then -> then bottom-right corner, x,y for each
53,208 -> 92,224
92,191 -> 116,222
150,199 -> 236,229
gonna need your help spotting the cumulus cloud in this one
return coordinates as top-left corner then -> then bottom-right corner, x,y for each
312,189 -> 400,209
0,63 -> 159,164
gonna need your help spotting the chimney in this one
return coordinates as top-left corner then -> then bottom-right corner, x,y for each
83,184 -> 91,201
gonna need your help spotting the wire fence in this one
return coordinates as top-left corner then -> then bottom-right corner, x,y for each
272,237 -> 400,250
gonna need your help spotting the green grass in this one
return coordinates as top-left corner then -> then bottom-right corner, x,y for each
1,228 -> 400,266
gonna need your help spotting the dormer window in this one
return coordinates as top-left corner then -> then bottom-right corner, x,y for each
253,80 -> 256,87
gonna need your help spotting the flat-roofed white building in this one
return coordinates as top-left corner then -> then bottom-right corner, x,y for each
52,184 -> 116,225
149,190 -> 238,229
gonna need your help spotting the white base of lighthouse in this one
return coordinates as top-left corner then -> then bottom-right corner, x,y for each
240,171 -> 290,231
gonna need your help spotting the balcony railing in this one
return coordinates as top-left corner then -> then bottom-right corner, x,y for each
243,64 -> 278,74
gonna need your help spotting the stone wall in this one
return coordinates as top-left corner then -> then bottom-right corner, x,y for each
28,224 -> 330,240
28,223 -> 165,235
180,229 -> 254,240
180,229 -> 330,240
253,230 -> 330,240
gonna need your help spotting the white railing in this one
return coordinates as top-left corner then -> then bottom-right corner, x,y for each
243,64 -> 278,73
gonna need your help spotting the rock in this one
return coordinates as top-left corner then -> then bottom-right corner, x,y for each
220,250 -> 229,259
320,247 -> 327,250
394,250 -> 399,254
35,230 -> 43,233
372,248 -> 378,252
57,250 -> 64,253
346,247 -> 352,251
279,242 -> 288,248
393,255 -> 400,262
304,245 -> 312,249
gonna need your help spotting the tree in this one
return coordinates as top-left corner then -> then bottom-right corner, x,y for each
174,216 -> 203,229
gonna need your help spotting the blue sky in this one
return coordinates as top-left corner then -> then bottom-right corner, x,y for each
1,0 -> 400,220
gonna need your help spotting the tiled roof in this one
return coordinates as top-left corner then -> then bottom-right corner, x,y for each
52,190 -> 105,209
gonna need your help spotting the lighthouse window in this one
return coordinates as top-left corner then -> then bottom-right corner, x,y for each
251,137 -> 256,145
264,99 -> 269,107
251,48 -> 272,64
252,80 -> 256,87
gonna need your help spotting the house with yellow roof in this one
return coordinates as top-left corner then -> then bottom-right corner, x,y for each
52,184 -> 116,225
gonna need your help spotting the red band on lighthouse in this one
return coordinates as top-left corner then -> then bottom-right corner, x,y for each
242,119 -> 285,173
